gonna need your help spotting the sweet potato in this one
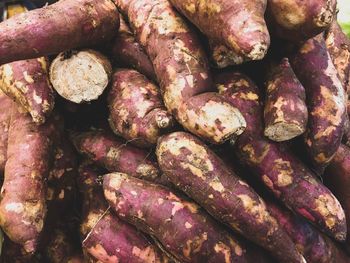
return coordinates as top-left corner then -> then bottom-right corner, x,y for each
157,131 -> 305,263
0,104 -> 56,253
169,0 -> 270,65
0,57 -> 55,124
108,69 -> 174,148
104,172 -> 256,263
0,0 -> 119,65
78,161 -> 169,263
111,16 -> 156,81
215,70 -> 347,241
71,129 -> 162,182
267,200 -> 349,263
291,34 -> 346,172
0,91 -> 12,175
324,144 -> 350,252
266,0 -> 337,42
263,58 -> 308,141
50,49 -> 112,104
115,0 -> 246,144
325,19 -> 350,98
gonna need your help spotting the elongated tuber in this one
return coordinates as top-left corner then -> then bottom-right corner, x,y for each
0,0 -> 119,65
115,0 -> 246,144
71,129 -> 161,182
291,34 -> 346,171
169,0 -> 270,65
215,70 -> 347,241
263,58 -> 308,141
108,69 -> 174,148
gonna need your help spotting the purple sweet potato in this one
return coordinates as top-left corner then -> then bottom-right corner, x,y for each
111,16 -> 156,81
267,200 -> 349,263
104,172 -> 261,263
0,91 -> 12,175
169,0 -> 270,65
0,57 -> 55,124
264,58 -> 308,141
324,144 -> 350,252
71,129 -> 162,182
215,70 -> 347,241
157,131 -> 305,263
291,34 -> 347,171
108,69 -> 174,148
78,161 -> 169,263
0,104 -> 56,253
325,19 -> 350,96
266,0 -> 337,42
115,0 -> 246,144
0,0 -> 119,65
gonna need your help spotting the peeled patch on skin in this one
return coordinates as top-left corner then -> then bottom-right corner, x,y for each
291,34 -> 346,171
50,50 -> 112,103
103,172 -> 251,263
214,70 -> 347,242
108,69 -> 174,148
157,131 -> 305,263
0,57 -> 55,124
169,0 -> 270,64
0,104 -> 55,253
116,0 -> 246,144
263,58 -> 308,141
267,0 -> 337,41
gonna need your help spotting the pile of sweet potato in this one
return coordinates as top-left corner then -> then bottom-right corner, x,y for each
0,0 -> 350,262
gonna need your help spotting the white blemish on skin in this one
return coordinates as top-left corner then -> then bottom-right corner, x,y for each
132,246 -> 157,262
23,71 -> 34,84
131,191 -> 138,196
5,203 -> 24,213
32,90 -> 43,104
171,201 -> 184,216
185,222 -> 193,229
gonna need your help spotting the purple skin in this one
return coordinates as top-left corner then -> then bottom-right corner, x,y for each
266,0 -> 337,42
290,34 -> 347,172
263,58 -> 308,142
267,200 -> 349,263
78,161 -> 168,263
0,92 -> 13,174
0,58 -> 55,124
108,69 -> 174,148
0,104 -> 56,253
104,172 -> 259,263
324,144 -> 350,253
214,70 -> 347,242
111,17 -> 157,81
71,129 -> 162,183
156,131 -> 305,263
115,0 -> 246,145
325,19 -> 350,112
0,0 -> 119,65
